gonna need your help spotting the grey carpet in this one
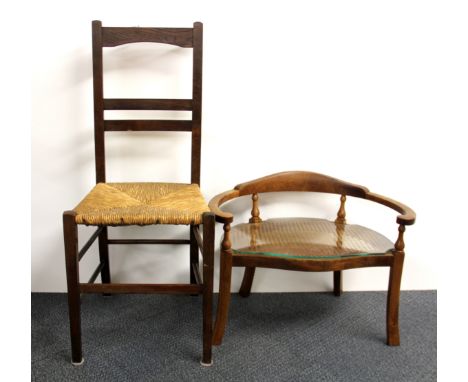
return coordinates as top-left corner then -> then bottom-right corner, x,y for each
32,291 -> 436,381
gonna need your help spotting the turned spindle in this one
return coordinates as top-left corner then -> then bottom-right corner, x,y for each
335,194 -> 346,224
222,223 -> 232,252
249,193 -> 262,223
394,224 -> 405,253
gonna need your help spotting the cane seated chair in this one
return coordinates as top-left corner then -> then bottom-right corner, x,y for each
209,171 -> 415,346
62,21 -> 215,366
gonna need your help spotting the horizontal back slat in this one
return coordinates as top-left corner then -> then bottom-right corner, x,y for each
102,27 -> 193,47
104,119 -> 192,132
104,98 -> 193,111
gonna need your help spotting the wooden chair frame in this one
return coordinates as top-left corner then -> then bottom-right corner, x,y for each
63,21 -> 215,366
208,171 -> 415,347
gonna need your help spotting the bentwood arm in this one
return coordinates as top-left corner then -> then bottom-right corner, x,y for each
208,171 -> 416,227
208,189 -> 239,223
366,192 -> 416,226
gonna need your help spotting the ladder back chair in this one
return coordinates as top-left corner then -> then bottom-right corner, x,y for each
209,171 -> 415,347
63,21 -> 215,366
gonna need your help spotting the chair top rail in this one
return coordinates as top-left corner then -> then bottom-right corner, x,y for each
101,26 -> 194,48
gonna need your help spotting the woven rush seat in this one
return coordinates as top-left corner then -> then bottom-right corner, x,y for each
229,218 -> 394,260
74,182 -> 209,226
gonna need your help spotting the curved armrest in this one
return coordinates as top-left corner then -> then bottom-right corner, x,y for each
208,189 -> 240,223
366,192 -> 416,225
210,171 -> 416,227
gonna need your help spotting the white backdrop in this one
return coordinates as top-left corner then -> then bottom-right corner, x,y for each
31,0 -> 466,292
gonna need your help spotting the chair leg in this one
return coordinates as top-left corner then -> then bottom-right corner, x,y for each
212,249 -> 233,346
387,251 -> 405,346
63,211 -> 83,365
98,226 -> 111,290
239,267 -> 256,297
190,225 -> 199,285
333,270 -> 342,296
201,213 -> 214,366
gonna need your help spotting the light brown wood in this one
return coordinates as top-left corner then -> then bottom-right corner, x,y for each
213,222 -> 233,346
209,171 -> 415,347
366,192 -> 415,225
335,195 -> 346,224
235,171 -> 369,198
249,193 -> 262,223
208,190 -> 238,223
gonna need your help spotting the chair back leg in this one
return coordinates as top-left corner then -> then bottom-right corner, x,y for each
98,227 -> 111,292
239,267 -> 256,297
333,271 -> 342,296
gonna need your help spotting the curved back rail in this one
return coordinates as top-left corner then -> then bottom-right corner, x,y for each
210,171 -> 415,225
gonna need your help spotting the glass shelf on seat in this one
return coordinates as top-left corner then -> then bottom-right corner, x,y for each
229,218 -> 394,260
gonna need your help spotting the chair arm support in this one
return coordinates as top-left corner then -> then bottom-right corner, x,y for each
366,192 -> 416,225
208,190 -> 239,223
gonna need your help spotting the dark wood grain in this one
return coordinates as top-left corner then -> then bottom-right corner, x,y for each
190,226 -> 199,285
78,226 -> 103,260
65,20 -> 212,366
191,22 -> 203,185
333,271 -> 342,296
88,263 -> 105,284
239,267 -> 256,297
92,21 -> 106,183
63,211 -> 82,364
104,98 -> 192,111
80,283 -> 202,294
104,119 -> 192,132
201,212 -> 215,365
102,27 -> 193,47
98,227 -> 111,287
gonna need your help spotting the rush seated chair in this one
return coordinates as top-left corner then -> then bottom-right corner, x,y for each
62,21 -> 215,366
209,171 -> 415,347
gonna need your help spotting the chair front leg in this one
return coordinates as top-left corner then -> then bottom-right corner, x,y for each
213,223 -> 233,346
201,213 -> 215,366
387,225 -> 405,346
63,211 -> 83,365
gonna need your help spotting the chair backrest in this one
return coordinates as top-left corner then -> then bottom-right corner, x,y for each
235,171 -> 369,198
91,20 -> 203,185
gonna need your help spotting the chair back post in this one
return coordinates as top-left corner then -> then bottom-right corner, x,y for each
191,22 -> 203,185
92,20 -> 106,183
